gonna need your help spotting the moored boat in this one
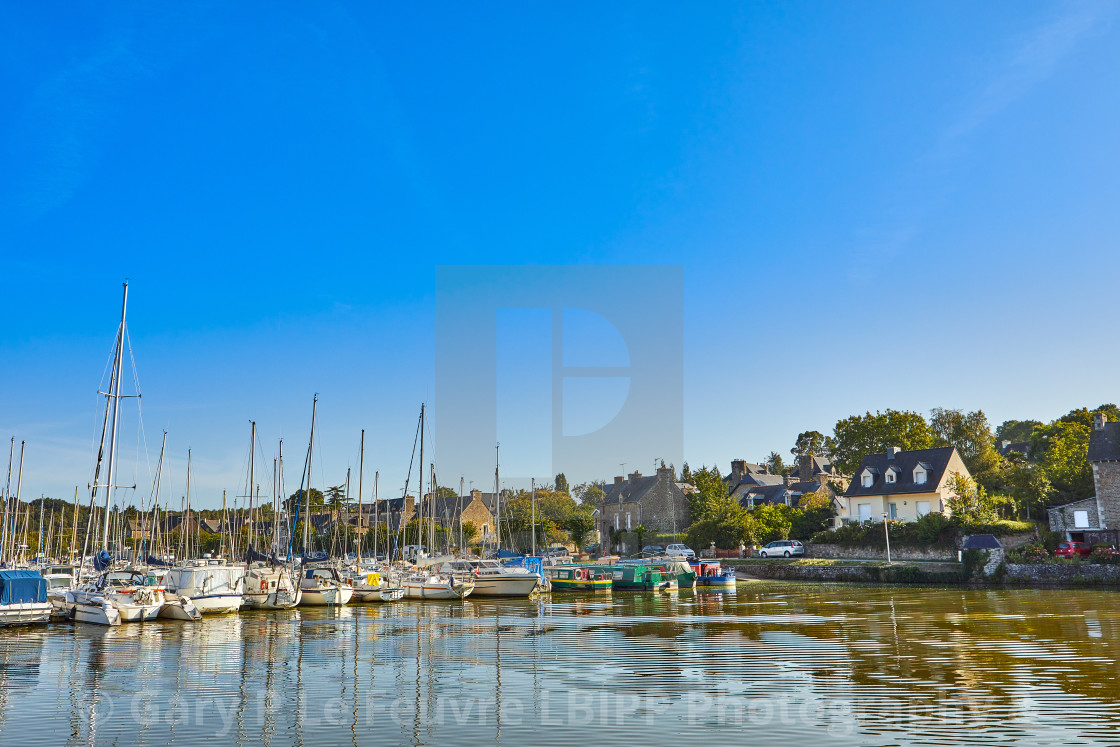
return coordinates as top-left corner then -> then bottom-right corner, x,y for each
347,566 -> 404,603
544,565 -> 612,592
0,570 -> 52,627
441,559 -> 540,597
163,561 -> 245,614
299,564 -> 354,606
585,562 -> 677,591
690,560 -> 737,588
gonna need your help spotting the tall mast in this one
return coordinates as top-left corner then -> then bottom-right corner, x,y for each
100,282 -> 129,552
272,454 -> 279,556
70,486 -> 79,562
185,449 -> 192,561
248,420 -> 256,554
277,439 -> 284,555
531,477 -> 536,557
418,404 -> 424,553
357,429 -> 364,562
1,437 -> 12,563
495,442 -> 500,554
304,395 -> 318,555
11,440 -> 25,561
144,430 -> 167,564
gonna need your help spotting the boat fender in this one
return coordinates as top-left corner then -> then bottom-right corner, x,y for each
260,578 -> 268,591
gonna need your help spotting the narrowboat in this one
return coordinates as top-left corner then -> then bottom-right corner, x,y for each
586,563 -> 677,591
544,565 -> 612,592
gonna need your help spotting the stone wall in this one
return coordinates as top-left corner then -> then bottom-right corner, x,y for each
807,543 -> 958,561
1003,562 -> 1120,586
1094,462 -> 1120,529
728,560 -> 962,584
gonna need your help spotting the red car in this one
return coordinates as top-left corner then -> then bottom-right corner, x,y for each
1053,541 -> 1092,558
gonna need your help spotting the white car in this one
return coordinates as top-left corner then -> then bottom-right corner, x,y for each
757,540 -> 805,558
665,543 -> 696,560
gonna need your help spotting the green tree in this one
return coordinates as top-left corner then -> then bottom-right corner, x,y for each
928,408 -> 1002,488
1002,462 -> 1053,520
325,484 -> 346,510
434,486 -> 457,499
460,521 -> 479,544
680,462 -> 692,482
995,419 -> 1042,444
688,465 -> 727,521
765,452 -> 789,477
751,504 -> 794,544
634,524 -> 648,550
791,430 -> 835,459
1030,420 -> 1093,501
573,482 -> 606,506
832,409 -> 935,475
564,508 -> 596,550
285,488 -> 325,514
554,473 -> 569,494
945,473 -> 998,525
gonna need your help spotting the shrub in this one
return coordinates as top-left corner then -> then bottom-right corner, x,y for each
1089,546 -> 1120,565
1007,544 -> 1050,564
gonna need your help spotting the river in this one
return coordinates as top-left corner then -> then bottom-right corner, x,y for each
0,582 -> 1118,745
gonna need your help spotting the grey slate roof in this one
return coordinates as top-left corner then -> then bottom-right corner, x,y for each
844,446 -> 960,497
1088,422 -> 1120,462
999,441 -> 1031,457
602,475 -> 661,504
962,534 -> 1002,550
790,455 -> 835,478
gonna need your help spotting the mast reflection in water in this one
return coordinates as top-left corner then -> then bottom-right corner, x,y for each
1,585 -> 1120,745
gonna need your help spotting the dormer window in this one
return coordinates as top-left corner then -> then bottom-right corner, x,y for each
885,472 -> 896,484
861,468 -> 875,488
885,466 -> 899,484
914,468 -> 927,485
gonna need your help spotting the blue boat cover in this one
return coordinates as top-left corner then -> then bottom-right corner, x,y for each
0,570 -> 48,605
505,556 -> 544,575
491,549 -> 523,560
93,549 -> 113,571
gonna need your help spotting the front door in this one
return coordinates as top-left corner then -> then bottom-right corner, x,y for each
858,503 -> 872,522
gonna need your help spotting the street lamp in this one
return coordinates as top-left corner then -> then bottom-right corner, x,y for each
882,512 -> 892,565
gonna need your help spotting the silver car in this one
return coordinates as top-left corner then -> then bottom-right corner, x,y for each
757,540 -> 805,558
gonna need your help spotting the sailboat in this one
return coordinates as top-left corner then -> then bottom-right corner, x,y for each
295,395 -> 353,606
63,282 -> 163,625
401,404 -> 474,600
345,430 -> 404,603
243,431 -> 302,609
161,450 -> 246,614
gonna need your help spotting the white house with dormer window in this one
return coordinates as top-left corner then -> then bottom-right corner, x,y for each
840,446 -> 970,525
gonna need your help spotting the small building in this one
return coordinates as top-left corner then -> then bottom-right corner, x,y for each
1048,413 -> 1120,545
598,467 -> 691,552
425,490 -> 497,543
842,445 -> 970,524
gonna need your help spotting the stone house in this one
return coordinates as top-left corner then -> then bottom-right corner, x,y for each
1048,413 -> 1120,545
598,467 -> 691,552
724,460 -> 787,501
425,489 -> 497,543
842,445 -> 970,524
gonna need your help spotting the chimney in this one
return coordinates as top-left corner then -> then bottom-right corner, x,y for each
614,476 -> 624,486
760,464 -> 769,475
629,471 -> 642,483
1094,412 -> 1108,431
657,465 -> 672,482
470,489 -> 482,500
798,454 -> 813,480
886,446 -> 901,460
731,459 -> 746,482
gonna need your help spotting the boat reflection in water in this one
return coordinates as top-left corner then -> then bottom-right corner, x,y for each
2,586 -> 1120,744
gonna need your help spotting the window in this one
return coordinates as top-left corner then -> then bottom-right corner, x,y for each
916,501 -> 930,518
626,512 -> 631,530
914,468 -> 927,485
1074,510 -> 1090,529
858,504 -> 872,522
888,503 -> 898,520
885,472 -> 896,484
862,473 -> 873,488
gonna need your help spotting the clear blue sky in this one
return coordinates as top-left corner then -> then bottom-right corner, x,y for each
2,2 -> 1118,508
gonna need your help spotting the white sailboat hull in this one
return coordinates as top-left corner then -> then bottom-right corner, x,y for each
298,585 -> 353,606
470,574 -> 541,597
62,591 -> 122,626
164,565 -> 245,614
403,577 -> 474,600
158,597 -> 202,620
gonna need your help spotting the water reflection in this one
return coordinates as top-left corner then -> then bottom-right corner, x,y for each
0,585 -> 1119,745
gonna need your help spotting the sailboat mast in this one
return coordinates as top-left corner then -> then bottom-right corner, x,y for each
495,442 -> 500,554
184,449 -> 192,561
1,437 -> 12,563
304,395 -> 318,555
373,471 -> 379,561
11,441 -> 25,562
418,404 -> 424,554
248,420 -> 256,554
357,429 -> 364,562
101,282 -> 129,552
70,486 -> 79,563
531,478 -> 536,557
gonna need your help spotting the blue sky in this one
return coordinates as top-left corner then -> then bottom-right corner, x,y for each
2,2 -> 1119,508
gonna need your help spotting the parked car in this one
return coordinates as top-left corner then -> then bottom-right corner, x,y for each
641,545 -> 665,557
1053,541 -> 1092,558
583,544 -> 600,555
543,546 -> 570,558
665,543 -> 696,560
757,540 -> 805,558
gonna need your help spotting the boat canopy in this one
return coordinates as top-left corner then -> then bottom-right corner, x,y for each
0,570 -> 48,605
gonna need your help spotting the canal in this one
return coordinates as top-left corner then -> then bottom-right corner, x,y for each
0,583 -> 1117,745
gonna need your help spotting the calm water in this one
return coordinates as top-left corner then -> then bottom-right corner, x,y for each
1,583 -> 1119,745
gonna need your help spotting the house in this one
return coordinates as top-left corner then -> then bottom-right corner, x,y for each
424,489 -> 497,543
598,467 -> 690,552
842,445 -> 970,524
725,460 -> 787,501
788,454 -> 848,491
1047,413 -> 1120,545
739,480 -> 842,510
